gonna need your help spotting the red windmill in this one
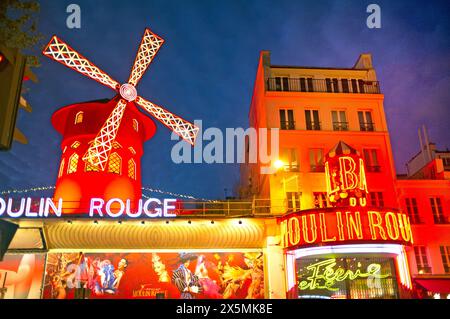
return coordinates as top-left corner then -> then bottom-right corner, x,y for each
43,28 -> 199,214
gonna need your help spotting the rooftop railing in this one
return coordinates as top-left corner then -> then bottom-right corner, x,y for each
267,78 -> 381,94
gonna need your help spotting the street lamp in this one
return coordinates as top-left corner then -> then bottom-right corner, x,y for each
273,159 -> 285,171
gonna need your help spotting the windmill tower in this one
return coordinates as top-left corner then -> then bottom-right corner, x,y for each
44,28 -> 199,214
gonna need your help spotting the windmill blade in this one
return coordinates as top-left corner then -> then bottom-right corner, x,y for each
135,96 -> 199,145
43,35 -> 120,91
83,99 -> 128,170
128,28 -> 165,87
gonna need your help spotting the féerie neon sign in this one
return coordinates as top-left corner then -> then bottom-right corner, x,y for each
0,197 -> 177,218
298,258 -> 390,291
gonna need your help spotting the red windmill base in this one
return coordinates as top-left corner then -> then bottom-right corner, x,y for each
52,98 -> 156,214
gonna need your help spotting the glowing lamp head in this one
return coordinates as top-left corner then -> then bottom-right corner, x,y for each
273,159 -> 285,171
120,83 -> 137,102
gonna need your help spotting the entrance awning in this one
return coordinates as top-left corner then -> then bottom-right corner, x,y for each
415,279 -> 450,293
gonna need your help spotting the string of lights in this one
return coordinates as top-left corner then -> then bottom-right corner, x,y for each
0,185 -> 212,202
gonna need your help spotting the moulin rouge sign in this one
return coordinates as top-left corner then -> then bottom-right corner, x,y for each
280,208 -> 413,248
280,141 -> 414,248
0,197 -> 178,218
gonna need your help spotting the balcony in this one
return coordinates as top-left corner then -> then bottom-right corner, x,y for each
417,266 -> 432,275
306,121 -> 321,131
310,165 -> 325,172
333,122 -> 349,131
267,78 -> 381,94
359,122 -> 375,131
282,164 -> 299,172
433,216 -> 450,224
280,120 -> 295,130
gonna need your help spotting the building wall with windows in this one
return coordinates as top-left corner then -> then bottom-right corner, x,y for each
240,50 -> 450,298
242,51 -> 398,215
397,178 -> 450,277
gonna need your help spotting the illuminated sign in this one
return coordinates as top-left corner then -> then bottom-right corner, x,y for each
324,141 -> 368,207
296,256 -> 400,299
298,258 -> 390,291
279,208 -> 413,248
0,197 -> 177,218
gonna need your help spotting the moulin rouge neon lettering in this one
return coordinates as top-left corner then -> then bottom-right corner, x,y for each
0,197 -> 177,218
280,209 -> 414,248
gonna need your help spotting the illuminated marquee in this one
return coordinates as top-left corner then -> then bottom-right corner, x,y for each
325,141 -> 368,207
298,258 -> 390,291
0,197 -> 177,218
279,208 -> 413,248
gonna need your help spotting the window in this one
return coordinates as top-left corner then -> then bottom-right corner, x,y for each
305,110 -> 320,130
58,158 -> 65,178
128,147 -> 136,155
414,246 -> 431,274
325,78 -> 339,93
313,192 -> 330,208
133,119 -> 139,132
358,111 -> 374,131
430,197 -> 447,224
309,148 -> 324,172
331,111 -> 348,131
280,109 -> 295,130
63,146 -> 67,154
275,76 -> 289,91
85,161 -> 99,172
75,111 -> 83,124
440,246 -> 450,273
405,198 -> 421,224
341,79 -> 349,93
108,152 -> 122,175
370,192 -> 384,207
351,79 -> 359,93
286,192 -> 301,212
299,77 -> 314,92
280,148 -> 298,172
358,80 -> 365,93
363,149 -> 380,172
128,159 -> 136,180
67,153 -> 79,174
443,157 -> 450,165
71,141 -> 80,149
112,141 -> 122,149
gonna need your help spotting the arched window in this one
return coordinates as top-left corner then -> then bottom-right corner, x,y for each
128,159 -> 136,180
132,119 -> 138,132
85,161 -> 99,172
67,153 -> 79,174
108,152 -> 121,174
58,158 -> 65,178
75,111 -> 84,124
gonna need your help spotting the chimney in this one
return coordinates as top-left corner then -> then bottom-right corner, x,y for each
422,125 -> 432,162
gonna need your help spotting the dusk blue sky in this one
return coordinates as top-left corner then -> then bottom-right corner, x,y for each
1,0 -> 449,199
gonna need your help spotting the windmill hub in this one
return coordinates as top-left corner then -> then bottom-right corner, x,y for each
120,83 -> 137,102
